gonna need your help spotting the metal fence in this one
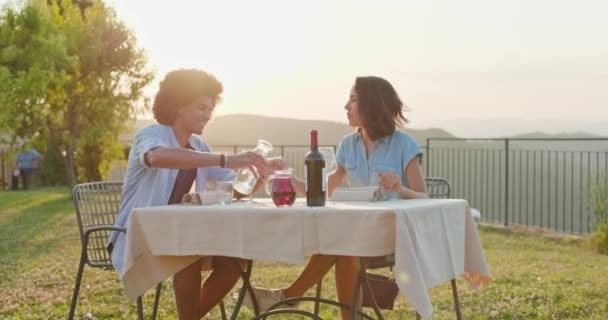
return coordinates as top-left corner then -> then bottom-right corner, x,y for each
106,138 -> 608,235
426,138 -> 608,234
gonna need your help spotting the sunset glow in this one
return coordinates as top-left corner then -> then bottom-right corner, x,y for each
107,0 -> 608,136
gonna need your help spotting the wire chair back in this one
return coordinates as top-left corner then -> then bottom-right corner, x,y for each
72,181 -> 123,268
424,177 -> 451,199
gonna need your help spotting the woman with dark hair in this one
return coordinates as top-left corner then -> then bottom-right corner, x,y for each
108,69 -> 270,320
244,76 -> 428,319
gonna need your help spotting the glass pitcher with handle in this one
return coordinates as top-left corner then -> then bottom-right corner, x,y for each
265,168 -> 296,207
233,139 -> 273,196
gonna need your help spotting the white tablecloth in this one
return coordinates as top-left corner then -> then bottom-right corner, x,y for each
121,198 -> 491,318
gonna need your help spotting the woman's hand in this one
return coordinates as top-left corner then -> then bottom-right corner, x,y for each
378,158 -> 428,200
226,151 -> 268,177
261,157 -> 286,176
377,171 -> 404,193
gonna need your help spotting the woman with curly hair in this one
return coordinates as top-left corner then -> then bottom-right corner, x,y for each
108,69 -> 269,320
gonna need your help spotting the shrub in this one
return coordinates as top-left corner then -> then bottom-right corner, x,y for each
588,178 -> 608,254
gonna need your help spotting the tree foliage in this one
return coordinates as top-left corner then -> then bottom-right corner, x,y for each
0,0 -> 153,187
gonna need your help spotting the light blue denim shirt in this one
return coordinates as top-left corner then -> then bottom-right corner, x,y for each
16,149 -> 41,169
336,130 -> 422,199
108,124 -> 235,277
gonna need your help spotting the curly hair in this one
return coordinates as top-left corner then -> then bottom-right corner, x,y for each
354,76 -> 408,141
153,69 -> 223,125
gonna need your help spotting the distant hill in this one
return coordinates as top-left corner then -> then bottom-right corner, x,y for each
511,131 -> 602,139
121,114 -> 455,147
119,114 -> 606,148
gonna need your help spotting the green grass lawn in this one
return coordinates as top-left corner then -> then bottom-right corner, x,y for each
1,188 -> 607,319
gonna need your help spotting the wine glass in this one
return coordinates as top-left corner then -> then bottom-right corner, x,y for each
319,147 -> 337,200
318,147 -> 337,175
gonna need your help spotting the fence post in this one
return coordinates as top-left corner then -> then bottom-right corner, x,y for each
504,139 -> 510,227
425,138 -> 430,176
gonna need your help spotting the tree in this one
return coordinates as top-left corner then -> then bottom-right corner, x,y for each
0,0 -> 153,187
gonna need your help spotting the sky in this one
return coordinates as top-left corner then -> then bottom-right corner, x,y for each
4,0 -> 608,137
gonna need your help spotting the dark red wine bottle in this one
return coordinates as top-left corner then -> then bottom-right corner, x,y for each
305,130 -> 325,206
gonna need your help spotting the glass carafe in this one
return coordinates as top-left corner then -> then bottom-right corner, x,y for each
265,168 -> 296,207
233,139 -> 273,196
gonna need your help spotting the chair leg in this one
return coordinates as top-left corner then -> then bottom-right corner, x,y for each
450,279 -> 462,320
151,282 -> 162,320
67,251 -> 87,320
314,280 -> 322,317
350,268 -> 364,320
231,259 -> 255,320
219,300 -> 227,320
136,296 -> 144,320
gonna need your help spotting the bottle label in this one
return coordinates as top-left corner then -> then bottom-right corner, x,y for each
304,166 -> 308,192
322,168 -> 327,192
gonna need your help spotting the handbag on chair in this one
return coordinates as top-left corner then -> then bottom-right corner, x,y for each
361,272 -> 399,310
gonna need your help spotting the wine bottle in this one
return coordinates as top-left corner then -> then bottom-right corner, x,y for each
305,130 -> 325,206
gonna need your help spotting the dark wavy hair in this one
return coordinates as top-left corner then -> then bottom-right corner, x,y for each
153,69 -> 223,125
354,76 -> 408,141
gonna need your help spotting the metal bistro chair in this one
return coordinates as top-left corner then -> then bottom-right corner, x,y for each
68,181 -> 162,320
309,177 -> 461,320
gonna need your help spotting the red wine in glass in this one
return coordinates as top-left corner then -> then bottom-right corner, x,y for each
271,176 -> 296,207
272,190 -> 296,207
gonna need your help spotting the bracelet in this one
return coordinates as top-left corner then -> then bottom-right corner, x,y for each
220,154 -> 226,168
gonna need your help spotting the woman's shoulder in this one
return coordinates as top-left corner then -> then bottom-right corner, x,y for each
339,131 -> 358,144
391,131 -> 422,155
392,130 -> 418,145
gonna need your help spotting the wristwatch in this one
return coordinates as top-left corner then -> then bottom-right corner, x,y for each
220,154 -> 226,168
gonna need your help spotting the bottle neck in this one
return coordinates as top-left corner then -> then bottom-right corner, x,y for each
310,130 -> 318,151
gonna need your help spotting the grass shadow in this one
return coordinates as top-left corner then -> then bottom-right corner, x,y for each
0,190 -> 73,273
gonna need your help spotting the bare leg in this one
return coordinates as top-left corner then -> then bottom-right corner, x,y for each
284,254 -> 336,298
335,256 -> 361,320
174,258 -> 203,320
199,257 -> 248,317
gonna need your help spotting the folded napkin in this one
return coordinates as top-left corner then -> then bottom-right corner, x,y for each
181,191 -> 219,205
330,187 -> 385,202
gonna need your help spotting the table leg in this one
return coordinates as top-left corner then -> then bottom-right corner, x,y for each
314,279 -> 322,316
451,279 -> 462,320
230,259 -> 259,320
219,301 -> 227,320
350,268 -> 363,320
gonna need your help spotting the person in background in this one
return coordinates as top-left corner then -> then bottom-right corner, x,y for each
15,146 -> 43,190
11,166 -> 20,190
107,69 -> 272,320
244,76 -> 428,320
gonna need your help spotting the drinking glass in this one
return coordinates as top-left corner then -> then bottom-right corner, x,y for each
216,181 -> 234,205
319,147 -> 337,199
318,147 -> 337,175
